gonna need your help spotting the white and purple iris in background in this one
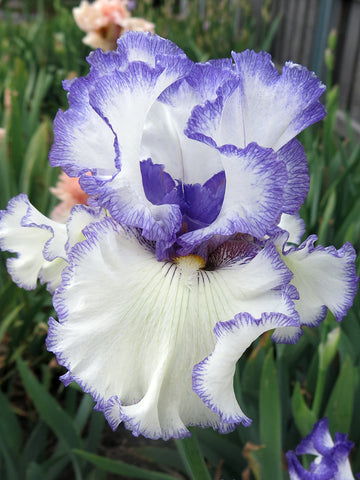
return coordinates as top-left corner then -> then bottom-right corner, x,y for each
0,32 -> 358,440
287,418 -> 358,480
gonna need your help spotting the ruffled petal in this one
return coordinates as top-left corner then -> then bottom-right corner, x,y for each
178,143 -> 288,254
277,213 -> 306,245
50,76 -> 118,177
297,418 -> 334,455
116,30 -> 187,66
277,139 -> 309,214
284,236 -> 358,324
193,310 -> 298,432
287,450 -> 335,480
186,50 -> 326,152
141,94 -> 224,186
47,218 -> 295,440
272,235 -> 358,343
0,194 -> 67,290
0,195 -> 106,293
288,419 -> 356,480
87,47 -> 191,175
87,170 -> 183,259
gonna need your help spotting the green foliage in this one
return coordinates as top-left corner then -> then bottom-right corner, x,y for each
134,0 -> 281,61
0,1 -> 359,479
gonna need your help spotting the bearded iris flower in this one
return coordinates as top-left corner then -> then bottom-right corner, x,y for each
286,418 -> 357,480
0,33 -> 357,440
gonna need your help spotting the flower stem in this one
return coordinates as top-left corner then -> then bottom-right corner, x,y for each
175,431 -> 212,480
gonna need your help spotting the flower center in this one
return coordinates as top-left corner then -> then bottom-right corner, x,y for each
174,254 -> 206,271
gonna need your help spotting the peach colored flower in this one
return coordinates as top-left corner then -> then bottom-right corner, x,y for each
50,171 -> 89,223
73,0 -> 154,51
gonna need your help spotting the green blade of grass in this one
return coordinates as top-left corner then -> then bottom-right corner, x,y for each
19,121 -> 49,197
259,348 -> 283,480
0,304 -> 24,344
16,357 -> 82,450
134,446 -> 184,474
0,391 -> 22,455
21,421 -> 48,476
175,432 -> 212,480
26,462 -> 47,480
291,382 -> 317,437
0,434 -> 19,480
325,355 -> 358,435
73,449 -> 179,480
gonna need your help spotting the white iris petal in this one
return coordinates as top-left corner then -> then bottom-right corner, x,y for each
0,194 -> 67,291
272,233 -> 358,343
47,218 -> 295,439
193,310 -> 298,430
0,195 -> 106,293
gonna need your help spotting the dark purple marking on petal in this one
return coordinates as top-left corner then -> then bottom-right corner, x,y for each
140,159 -> 181,206
205,234 -> 260,270
140,159 -> 226,236
181,171 -> 225,231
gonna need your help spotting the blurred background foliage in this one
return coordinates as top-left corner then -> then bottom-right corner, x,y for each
0,0 -> 359,479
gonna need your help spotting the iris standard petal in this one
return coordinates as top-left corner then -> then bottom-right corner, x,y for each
50,76 -> 118,177
141,95 -> 224,186
178,142 -> 288,254
46,218 -> 295,439
186,49 -> 326,152
277,138 -> 309,214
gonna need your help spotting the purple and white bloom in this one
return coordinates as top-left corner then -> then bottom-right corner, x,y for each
286,418 -> 356,480
0,32 -> 358,440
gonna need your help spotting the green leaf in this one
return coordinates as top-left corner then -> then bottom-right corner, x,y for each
291,382 -> 317,437
240,341 -> 266,431
196,427 -> 246,472
21,421 -> 48,475
16,357 -> 82,450
134,446 -> 184,474
0,391 -> 22,454
85,410 -> 105,454
325,355 -> 358,434
259,348 -> 283,479
74,393 -> 95,433
175,433 -> 212,480
261,12 -> 282,51
317,190 -> 336,244
19,122 -> 49,198
73,449 -> 178,480
26,462 -> 47,480
0,303 -> 24,344
0,434 -> 19,480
